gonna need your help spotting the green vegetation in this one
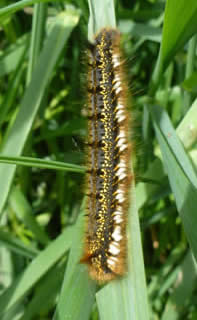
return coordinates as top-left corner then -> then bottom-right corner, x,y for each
0,0 -> 197,319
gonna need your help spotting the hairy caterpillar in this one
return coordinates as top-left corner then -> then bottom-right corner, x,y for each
81,28 -> 132,282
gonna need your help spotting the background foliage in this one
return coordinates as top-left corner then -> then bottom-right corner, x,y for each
0,0 -> 197,319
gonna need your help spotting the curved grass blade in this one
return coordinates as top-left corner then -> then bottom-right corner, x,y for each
136,97 -> 197,210
0,8 -> 80,216
149,105 -> 197,263
150,105 -> 197,188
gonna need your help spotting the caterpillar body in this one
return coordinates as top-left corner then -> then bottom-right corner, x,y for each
81,28 -> 132,282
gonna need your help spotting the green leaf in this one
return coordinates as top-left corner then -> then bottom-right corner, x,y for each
0,51 -> 26,129
0,8 -> 80,216
0,226 -> 74,316
0,229 -> 38,259
152,108 -> 197,188
0,155 -> 85,173
119,20 -> 162,43
150,105 -> 197,263
53,211 -> 96,320
151,0 -> 197,94
183,35 -> 197,111
9,187 -> 49,245
136,98 -> 197,211
26,2 -> 47,84
88,0 -> 116,42
177,98 -> 197,149
161,251 -> 197,320
0,34 -> 28,77
182,71 -> 197,93
162,0 -> 197,68
0,0 -> 51,22
20,264 -> 65,320
148,246 -> 185,300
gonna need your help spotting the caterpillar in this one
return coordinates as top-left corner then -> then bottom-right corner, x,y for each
81,28 -> 132,282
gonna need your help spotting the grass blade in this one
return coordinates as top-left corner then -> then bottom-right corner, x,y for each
136,97 -> 197,210
88,0 -> 116,41
9,187 -> 49,245
177,98 -> 197,149
0,0 -> 51,21
0,155 -> 85,173
161,251 -> 197,320
150,105 -> 197,263
161,0 -> 197,69
0,49 -> 26,129
53,211 -> 96,320
0,226 -> 74,316
151,0 -> 197,94
0,8 -> 80,216
19,264 -> 65,320
0,34 -> 28,77
26,2 -> 47,84
0,229 -> 38,258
